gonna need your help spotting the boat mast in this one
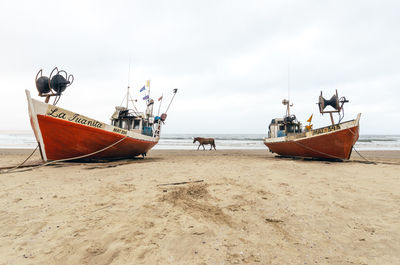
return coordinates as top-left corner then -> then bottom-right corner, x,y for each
146,80 -> 150,104
165,89 -> 178,114
127,60 -> 131,109
119,60 -> 139,114
126,86 -> 130,109
282,99 -> 291,116
287,62 -> 291,116
282,62 -> 292,117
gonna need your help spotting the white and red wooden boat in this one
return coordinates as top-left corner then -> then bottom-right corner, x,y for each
264,90 -> 360,160
27,67 -> 176,162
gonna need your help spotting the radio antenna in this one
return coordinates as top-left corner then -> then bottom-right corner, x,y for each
287,61 -> 290,103
126,59 -> 131,109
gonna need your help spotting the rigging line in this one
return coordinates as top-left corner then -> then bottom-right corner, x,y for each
128,94 -> 139,114
165,90 -> 177,114
119,93 -> 127,107
1,135 -> 129,174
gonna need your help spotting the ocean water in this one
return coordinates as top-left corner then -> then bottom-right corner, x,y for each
156,134 -> 266,150
0,131 -> 399,150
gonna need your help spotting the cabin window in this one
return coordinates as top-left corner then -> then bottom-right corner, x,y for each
277,130 -> 286,137
121,120 -> 127,129
133,119 -> 141,129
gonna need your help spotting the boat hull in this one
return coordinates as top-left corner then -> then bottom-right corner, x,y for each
37,115 -> 157,160
26,90 -> 159,161
264,116 -> 360,160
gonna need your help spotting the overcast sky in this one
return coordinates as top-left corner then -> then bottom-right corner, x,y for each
0,0 -> 399,134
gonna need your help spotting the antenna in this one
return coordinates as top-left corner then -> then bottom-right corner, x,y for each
126,86 -> 130,109
128,58 -> 131,86
287,61 -> 290,103
126,59 -> 131,109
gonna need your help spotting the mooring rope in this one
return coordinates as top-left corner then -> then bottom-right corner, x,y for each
1,135 -> 129,174
288,135 -> 377,164
346,126 -> 374,163
292,140 -> 347,161
0,144 -> 40,172
352,147 -> 375,164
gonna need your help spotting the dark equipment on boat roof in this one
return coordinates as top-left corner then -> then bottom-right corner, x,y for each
318,90 -> 348,113
319,93 -> 339,111
318,89 -> 349,124
35,67 -> 74,102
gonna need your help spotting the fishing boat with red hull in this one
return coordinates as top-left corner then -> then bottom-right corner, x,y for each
264,90 -> 360,160
27,67 -> 177,162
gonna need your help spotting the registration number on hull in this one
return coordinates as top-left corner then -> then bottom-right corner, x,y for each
312,124 -> 340,135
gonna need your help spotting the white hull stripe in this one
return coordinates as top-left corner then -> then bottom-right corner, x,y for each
26,90 -> 48,161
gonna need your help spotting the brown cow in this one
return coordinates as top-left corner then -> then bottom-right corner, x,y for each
193,137 -> 216,150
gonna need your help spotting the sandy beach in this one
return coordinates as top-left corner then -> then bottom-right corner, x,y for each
0,149 -> 399,264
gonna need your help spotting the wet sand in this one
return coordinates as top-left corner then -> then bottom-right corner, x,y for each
0,149 -> 399,264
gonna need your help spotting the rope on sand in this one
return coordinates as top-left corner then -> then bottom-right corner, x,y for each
0,135 -> 129,174
352,147 -> 376,164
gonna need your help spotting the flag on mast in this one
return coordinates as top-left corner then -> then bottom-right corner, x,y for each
158,95 -> 163,101
140,86 -> 145,92
146,80 -> 150,88
307,114 -> 313,123
143,95 -> 149,100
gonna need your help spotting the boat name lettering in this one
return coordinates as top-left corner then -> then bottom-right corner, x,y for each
46,107 -> 104,128
313,124 -> 340,135
113,128 -> 127,135
47,108 -> 67,119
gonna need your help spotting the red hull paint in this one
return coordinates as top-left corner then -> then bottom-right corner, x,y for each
37,115 -> 157,161
264,126 -> 359,160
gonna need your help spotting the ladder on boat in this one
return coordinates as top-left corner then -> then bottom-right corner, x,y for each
152,122 -> 161,138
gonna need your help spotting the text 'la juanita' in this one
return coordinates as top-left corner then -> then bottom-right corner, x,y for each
46,107 -> 104,128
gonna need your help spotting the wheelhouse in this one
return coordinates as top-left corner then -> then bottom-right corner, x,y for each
268,115 -> 302,138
